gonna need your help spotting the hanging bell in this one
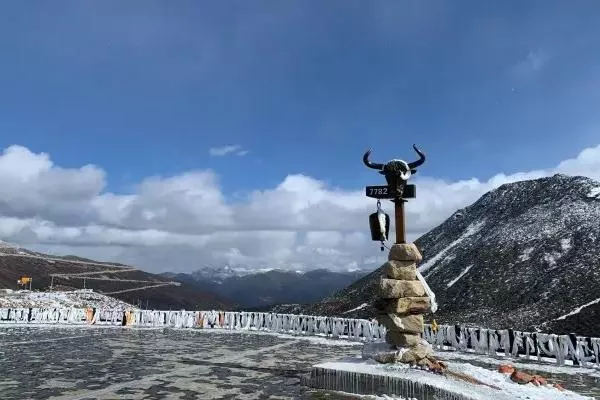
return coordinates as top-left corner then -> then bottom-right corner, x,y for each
368,203 -> 390,242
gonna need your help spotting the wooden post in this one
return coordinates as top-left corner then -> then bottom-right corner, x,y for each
394,199 -> 406,244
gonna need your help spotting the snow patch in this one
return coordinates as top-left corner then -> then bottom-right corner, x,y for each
420,221 -> 484,276
543,253 -> 561,267
190,327 -> 364,347
447,264 -> 474,288
560,238 -> 573,252
0,290 -> 134,310
555,297 -> 600,321
441,254 -> 456,264
518,247 -> 534,262
314,358 -> 592,400
587,187 -> 600,198
344,303 -> 368,314
436,350 -> 600,378
416,269 -> 438,313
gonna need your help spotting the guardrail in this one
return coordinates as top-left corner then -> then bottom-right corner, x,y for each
1,308 -> 598,368
0,308 -> 385,342
423,324 -> 600,368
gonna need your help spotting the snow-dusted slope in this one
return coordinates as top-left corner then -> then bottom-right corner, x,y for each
0,289 -> 134,309
278,174 -> 600,337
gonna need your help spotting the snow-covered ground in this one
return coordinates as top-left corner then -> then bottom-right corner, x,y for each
436,349 -> 600,378
0,323 -> 598,399
314,358 -> 595,400
0,289 -> 134,310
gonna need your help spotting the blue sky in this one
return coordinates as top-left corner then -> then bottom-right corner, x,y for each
1,2 -> 600,271
2,1 -> 599,195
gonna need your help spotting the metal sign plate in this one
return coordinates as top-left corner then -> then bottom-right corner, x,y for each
403,184 -> 416,198
365,185 -> 392,198
365,184 -> 415,199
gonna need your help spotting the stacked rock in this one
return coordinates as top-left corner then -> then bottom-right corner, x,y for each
371,242 -> 437,368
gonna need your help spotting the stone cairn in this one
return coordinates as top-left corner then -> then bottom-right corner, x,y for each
367,242 -> 440,369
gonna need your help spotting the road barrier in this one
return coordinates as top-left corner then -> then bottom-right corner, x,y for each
423,323 -> 600,368
0,308 -> 385,342
1,307 -> 598,368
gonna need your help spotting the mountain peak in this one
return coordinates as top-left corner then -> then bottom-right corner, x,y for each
456,174 -> 599,230
288,174 -> 600,337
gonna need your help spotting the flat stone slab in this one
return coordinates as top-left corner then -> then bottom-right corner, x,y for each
305,358 -> 592,400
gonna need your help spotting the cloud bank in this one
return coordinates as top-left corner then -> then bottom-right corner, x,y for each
0,144 -> 599,273
209,145 -> 249,157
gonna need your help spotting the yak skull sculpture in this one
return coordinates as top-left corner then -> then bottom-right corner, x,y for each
362,144 -> 426,197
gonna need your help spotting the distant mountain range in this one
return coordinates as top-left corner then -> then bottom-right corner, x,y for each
191,265 -> 289,284
271,175 -> 600,337
161,268 -> 371,309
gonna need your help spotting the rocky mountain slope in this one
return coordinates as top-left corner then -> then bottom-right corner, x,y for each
0,243 -> 232,310
164,268 -> 369,309
272,174 -> 600,337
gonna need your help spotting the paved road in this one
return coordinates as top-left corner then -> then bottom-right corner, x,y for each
0,326 -> 361,400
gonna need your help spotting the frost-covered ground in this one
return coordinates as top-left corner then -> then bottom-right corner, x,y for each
0,290 -> 134,310
0,327 -> 598,400
0,326 -> 362,400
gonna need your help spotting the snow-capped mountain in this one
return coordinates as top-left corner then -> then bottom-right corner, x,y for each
190,265 -> 274,284
185,264 -> 373,285
272,174 -> 600,337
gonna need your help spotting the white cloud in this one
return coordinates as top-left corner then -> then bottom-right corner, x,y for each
209,145 -> 249,156
0,143 -> 599,273
510,49 -> 549,80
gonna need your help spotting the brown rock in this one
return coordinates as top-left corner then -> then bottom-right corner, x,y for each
498,364 -> 515,375
373,352 -> 399,364
374,297 -> 430,314
417,357 -> 433,368
554,383 -> 565,391
378,313 -> 424,334
388,243 -> 422,263
427,358 -> 447,373
400,344 -> 433,363
412,343 -> 434,359
385,331 -> 421,347
378,279 -> 425,298
383,260 -> 417,280
510,370 -> 534,385
389,297 -> 431,314
532,375 -> 547,386
400,350 -> 417,364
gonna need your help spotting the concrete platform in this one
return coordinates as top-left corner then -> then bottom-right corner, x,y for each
304,358 -> 592,400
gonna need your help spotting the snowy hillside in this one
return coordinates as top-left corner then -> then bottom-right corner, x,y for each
274,174 -> 600,337
0,289 -> 135,310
